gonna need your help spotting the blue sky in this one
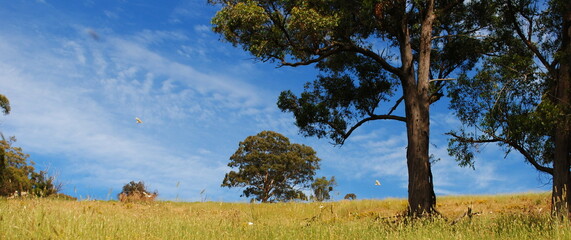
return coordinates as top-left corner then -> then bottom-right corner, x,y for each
0,0 -> 550,202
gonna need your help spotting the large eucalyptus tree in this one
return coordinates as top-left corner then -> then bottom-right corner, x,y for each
211,0 -> 493,216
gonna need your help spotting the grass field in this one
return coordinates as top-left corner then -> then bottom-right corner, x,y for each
1,192 -> 570,239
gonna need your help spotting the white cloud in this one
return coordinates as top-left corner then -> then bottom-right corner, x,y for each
193,24 -> 211,33
103,10 -> 118,19
132,30 -> 188,46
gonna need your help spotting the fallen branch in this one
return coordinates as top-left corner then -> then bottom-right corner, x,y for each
451,207 -> 481,225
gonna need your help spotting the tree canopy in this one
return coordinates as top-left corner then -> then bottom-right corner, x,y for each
222,131 -> 320,203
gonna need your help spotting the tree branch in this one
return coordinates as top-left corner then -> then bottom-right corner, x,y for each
447,132 -> 554,175
339,114 -> 406,145
506,0 -> 554,74
387,96 -> 405,116
431,34 -> 488,40
277,43 -> 404,78
345,45 -> 404,78
276,44 -> 342,67
429,78 -> 456,83
507,139 -> 554,175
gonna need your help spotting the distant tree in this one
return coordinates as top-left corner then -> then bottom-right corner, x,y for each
222,131 -> 320,203
30,170 -> 61,197
0,94 -> 9,115
118,181 -> 158,202
447,0 -> 570,217
211,0 -> 495,217
344,193 -> 357,200
0,135 -> 60,197
311,176 -> 336,202
0,135 -> 33,196
120,181 -> 147,194
0,93 -> 10,182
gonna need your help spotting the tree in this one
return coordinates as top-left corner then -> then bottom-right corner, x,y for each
0,94 -> 10,189
0,94 -> 9,115
30,170 -> 62,197
0,135 -> 33,196
211,0 -> 493,216
222,131 -> 320,202
0,135 -> 60,197
447,0 -> 570,217
311,176 -> 336,202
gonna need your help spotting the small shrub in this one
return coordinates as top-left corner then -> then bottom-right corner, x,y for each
118,181 -> 158,203
47,193 -> 77,201
344,193 -> 357,200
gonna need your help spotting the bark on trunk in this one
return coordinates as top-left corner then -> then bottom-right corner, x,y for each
552,4 -> 571,217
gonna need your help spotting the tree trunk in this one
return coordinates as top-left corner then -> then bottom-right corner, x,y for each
552,3 -> 571,217
552,128 -> 570,217
551,59 -> 570,217
404,88 -> 436,217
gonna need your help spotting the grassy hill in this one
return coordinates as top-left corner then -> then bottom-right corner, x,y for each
1,192 -> 569,239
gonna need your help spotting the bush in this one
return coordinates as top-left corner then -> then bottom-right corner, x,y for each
118,181 -> 157,202
344,193 -> 357,200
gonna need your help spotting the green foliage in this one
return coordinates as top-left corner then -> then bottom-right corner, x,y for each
222,131 -> 320,202
210,0 -> 341,62
0,136 -> 60,197
311,176 -> 336,202
277,52 -> 397,144
0,94 -> 9,115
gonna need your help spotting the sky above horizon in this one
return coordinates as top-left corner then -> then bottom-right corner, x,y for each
0,0 -> 551,202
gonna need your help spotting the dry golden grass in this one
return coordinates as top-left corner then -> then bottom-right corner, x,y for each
0,192 -> 568,239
